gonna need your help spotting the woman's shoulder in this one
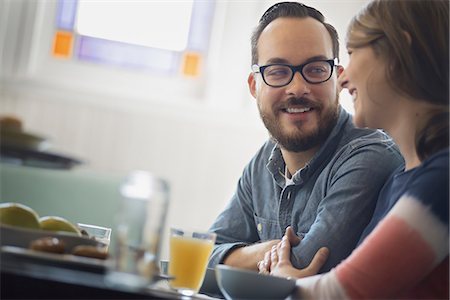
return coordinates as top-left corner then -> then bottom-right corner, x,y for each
409,147 -> 448,187
405,147 -> 449,223
421,147 -> 449,167
410,147 -> 450,182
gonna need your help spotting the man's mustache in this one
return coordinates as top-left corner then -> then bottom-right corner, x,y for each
278,97 -> 321,110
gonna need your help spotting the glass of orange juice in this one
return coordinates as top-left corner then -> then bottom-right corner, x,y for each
168,228 -> 216,296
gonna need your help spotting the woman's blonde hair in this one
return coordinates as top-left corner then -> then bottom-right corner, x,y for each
347,0 -> 449,160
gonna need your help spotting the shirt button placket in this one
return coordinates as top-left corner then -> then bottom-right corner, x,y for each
279,186 -> 294,232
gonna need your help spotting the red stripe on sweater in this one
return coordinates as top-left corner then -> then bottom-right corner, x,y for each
336,215 -> 435,299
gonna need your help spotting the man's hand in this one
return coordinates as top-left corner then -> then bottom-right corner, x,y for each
258,226 -> 329,279
223,239 -> 281,271
258,227 -> 301,274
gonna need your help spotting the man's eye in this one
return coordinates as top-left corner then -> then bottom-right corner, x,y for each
304,62 -> 331,76
306,66 -> 327,74
266,68 -> 289,77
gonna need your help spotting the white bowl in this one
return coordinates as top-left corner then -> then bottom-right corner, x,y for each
200,267 -> 223,298
215,264 -> 296,300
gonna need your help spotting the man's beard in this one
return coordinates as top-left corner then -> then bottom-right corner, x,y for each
259,96 -> 339,152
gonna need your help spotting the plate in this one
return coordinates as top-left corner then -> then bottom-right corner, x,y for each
1,245 -> 108,273
0,146 -> 83,169
0,224 -> 106,253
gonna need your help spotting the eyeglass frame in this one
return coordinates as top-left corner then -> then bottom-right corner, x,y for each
252,58 -> 339,87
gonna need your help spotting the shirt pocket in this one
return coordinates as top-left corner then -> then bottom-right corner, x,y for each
253,213 -> 280,241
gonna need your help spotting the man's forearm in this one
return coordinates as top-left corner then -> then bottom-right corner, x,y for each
223,240 -> 280,271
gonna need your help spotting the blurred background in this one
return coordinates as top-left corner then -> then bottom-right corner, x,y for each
0,0 -> 367,259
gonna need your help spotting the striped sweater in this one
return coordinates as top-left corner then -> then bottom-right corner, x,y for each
297,148 -> 449,299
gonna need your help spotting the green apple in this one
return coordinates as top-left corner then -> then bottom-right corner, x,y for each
0,202 -> 40,229
39,216 -> 81,236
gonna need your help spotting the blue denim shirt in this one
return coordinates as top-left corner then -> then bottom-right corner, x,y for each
208,108 -> 404,272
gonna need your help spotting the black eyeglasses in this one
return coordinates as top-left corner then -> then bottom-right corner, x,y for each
252,58 -> 339,87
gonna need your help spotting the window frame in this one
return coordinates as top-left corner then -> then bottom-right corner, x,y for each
2,0 -> 217,104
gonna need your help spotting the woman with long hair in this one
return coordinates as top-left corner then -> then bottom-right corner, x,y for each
259,0 -> 449,298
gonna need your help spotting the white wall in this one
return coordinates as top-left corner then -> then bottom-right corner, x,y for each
0,0 -> 366,259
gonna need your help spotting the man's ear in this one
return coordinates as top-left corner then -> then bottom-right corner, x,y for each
248,72 -> 257,99
336,66 -> 345,93
336,65 -> 344,77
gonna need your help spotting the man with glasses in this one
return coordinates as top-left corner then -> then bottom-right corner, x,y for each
208,2 -> 403,273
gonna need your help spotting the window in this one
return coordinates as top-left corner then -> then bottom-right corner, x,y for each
53,0 -> 215,78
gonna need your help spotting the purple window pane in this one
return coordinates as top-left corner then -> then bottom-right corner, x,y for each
77,36 -> 178,75
188,0 -> 215,51
57,0 -> 78,30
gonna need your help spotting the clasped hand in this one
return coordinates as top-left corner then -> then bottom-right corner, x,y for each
257,226 -> 330,279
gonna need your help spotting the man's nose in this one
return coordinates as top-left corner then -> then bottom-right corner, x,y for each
285,71 -> 311,96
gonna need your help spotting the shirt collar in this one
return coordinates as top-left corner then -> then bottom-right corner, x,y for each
267,106 -> 350,186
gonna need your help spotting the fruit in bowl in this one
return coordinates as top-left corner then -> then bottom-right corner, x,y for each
0,202 -> 109,255
0,202 -> 82,236
0,202 -> 40,229
39,216 -> 81,236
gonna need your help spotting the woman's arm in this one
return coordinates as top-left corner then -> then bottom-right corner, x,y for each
332,195 -> 448,298
297,195 -> 449,299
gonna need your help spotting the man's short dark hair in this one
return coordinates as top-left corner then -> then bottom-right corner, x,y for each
251,2 -> 340,65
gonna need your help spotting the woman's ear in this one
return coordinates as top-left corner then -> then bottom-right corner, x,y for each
402,30 -> 412,46
248,72 -> 258,98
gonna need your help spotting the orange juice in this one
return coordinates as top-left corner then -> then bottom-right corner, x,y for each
169,234 -> 214,293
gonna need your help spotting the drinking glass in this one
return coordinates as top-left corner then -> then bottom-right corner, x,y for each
78,223 -> 112,250
168,228 -> 216,296
106,171 -> 169,290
